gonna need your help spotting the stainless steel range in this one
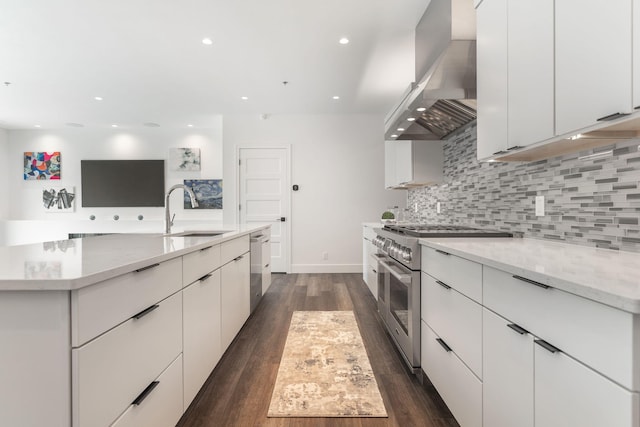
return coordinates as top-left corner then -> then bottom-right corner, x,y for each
373,223 -> 511,374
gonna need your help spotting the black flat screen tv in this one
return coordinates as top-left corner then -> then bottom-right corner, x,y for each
81,160 -> 165,207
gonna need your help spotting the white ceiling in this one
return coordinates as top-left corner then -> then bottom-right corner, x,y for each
0,0 -> 429,130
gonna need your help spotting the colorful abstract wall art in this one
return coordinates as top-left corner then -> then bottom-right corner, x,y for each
24,152 -> 61,180
169,148 -> 201,171
183,179 -> 222,209
43,187 -> 75,212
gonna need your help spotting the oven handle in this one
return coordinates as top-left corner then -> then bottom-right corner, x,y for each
378,259 -> 412,284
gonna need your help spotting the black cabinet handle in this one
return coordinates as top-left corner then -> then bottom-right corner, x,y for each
493,150 -> 508,155
507,145 -> 523,151
436,338 -> 452,352
265,239 -> 270,243
265,263 -> 270,268
132,381 -> 159,406
512,275 -> 550,289
200,245 -> 213,252
234,255 -> 244,262
436,280 -> 451,290
199,273 -> 212,282
435,249 -> 450,256
535,339 -> 560,354
507,323 -> 529,335
134,263 -> 160,273
597,112 -> 630,122
635,105 -> 640,110
132,304 -> 159,320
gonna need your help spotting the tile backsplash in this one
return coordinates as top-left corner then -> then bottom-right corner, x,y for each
407,124 -> 640,252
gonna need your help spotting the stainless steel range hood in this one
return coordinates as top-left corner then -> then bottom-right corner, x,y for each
385,0 -> 477,141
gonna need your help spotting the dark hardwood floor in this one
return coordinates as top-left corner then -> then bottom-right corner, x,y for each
176,273 -> 459,427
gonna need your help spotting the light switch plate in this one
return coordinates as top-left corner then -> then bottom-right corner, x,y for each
535,196 -> 545,216
436,201 -> 441,214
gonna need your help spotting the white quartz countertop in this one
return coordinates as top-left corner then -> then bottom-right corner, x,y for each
0,223 -> 268,291
419,237 -> 640,314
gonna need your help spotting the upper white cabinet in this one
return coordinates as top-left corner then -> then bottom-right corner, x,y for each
477,0 -> 640,161
555,0 -> 633,135
384,140 -> 443,189
508,0 -> 554,147
475,0 -> 508,159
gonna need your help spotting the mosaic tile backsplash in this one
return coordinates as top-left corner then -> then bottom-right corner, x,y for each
407,124 -> 640,252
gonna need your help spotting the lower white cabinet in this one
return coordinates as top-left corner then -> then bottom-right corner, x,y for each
110,355 -> 184,427
72,291 -> 182,427
183,270 -> 222,407
262,231 -> 272,294
421,321 -> 482,427
221,252 -> 250,350
362,225 -> 379,299
534,341 -> 640,427
482,308 -> 533,427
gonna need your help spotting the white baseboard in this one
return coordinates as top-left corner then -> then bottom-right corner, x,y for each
290,264 -> 362,274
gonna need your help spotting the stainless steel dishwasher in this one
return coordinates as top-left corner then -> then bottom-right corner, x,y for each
250,231 -> 268,313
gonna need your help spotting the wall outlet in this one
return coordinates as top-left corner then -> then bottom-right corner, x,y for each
436,201 -> 441,214
322,252 -> 328,261
535,196 -> 545,216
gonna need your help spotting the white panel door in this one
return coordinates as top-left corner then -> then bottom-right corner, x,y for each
238,147 -> 290,273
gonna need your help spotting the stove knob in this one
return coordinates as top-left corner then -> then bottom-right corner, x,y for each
402,248 -> 412,262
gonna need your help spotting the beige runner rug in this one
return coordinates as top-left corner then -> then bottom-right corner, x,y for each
267,310 -> 388,417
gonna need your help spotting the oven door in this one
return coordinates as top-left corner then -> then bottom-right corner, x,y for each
378,256 -> 421,370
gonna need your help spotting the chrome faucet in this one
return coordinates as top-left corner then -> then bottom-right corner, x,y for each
165,184 -> 199,234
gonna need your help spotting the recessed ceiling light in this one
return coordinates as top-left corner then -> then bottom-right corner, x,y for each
407,117 -> 416,122
391,134 -> 398,138
66,122 -> 84,128
339,37 -> 349,45
202,38 -> 213,45
241,96 -> 249,100
187,124 -> 194,128
111,124 -> 118,128
416,107 -> 426,112
94,96 -> 103,101
397,127 -> 405,131
144,122 -> 160,128
34,124 -> 41,128
332,95 -> 340,100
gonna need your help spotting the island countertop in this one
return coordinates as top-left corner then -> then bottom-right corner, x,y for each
0,223 -> 268,291
420,237 -> 640,314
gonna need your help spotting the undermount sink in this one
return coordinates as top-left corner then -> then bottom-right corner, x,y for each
166,231 -> 227,237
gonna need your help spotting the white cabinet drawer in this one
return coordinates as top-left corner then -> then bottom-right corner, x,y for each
71,256 -> 182,346
221,235 -> 250,265
484,266 -> 640,391
182,244 -> 221,287
422,272 -> 482,378
535,340 -> 640,427
110,354 -> 184,427
421,246 -> 482,303
421,321 -> 482,427
72,291 -> 182,427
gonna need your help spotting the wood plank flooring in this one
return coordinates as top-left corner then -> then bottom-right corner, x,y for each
176,273 -> 459,427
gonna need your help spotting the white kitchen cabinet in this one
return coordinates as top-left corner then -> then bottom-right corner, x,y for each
534,340 -> 639,427
183,270 -> 221,408
110,355 -> 184,427
220,252 -> 250,350
634,0 -> 640,108
555,0 -> 633,135
182,243 -> 221,287
421,321 -> 482,427
507,0 -> 554,147
475,0 -> 508,159
72,291 -> 182,427
384,140 -> 443,189
262,228 -> 272,294
362,224 -> 379,298
482,308 -> 533,427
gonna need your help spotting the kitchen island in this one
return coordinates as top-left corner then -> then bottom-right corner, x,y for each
0,224 -> 269,427
419,237 -> 640,427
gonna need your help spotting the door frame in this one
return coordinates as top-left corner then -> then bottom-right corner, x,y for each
235,145 -> 292,274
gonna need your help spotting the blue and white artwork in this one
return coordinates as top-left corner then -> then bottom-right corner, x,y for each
184,179 -> 222,209
169,148 -> 201,171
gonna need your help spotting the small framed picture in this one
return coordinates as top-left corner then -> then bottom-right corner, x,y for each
169,148 -> 201,171
43,187 -> 75,212
24,152 -> 61,180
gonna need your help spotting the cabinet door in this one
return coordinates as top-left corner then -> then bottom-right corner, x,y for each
394,140 -> 413,185
220,253 -> 250,351
535,341 -> 640,427
384,141 -> 397,188
482,309 -> 533,427
555,0 -> 632,135
476,0 -> 508,159
634,0 -> 640,108
262,238 -> 272,293
183,270 -> 221,408
508,0 -> 554,147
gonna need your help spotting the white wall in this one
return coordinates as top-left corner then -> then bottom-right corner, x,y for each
223,114 -> 405,273
8,124 -> 223,222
